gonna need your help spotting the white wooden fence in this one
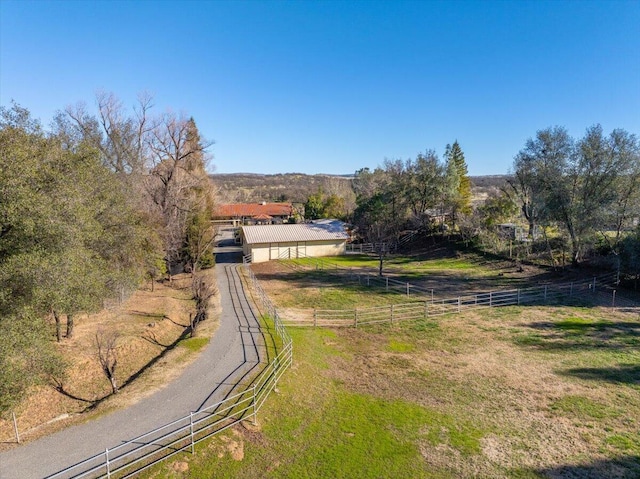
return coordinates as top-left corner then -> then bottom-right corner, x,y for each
279,274 -> 619,327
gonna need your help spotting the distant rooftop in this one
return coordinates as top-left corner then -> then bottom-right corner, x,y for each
214,202 -> 293,218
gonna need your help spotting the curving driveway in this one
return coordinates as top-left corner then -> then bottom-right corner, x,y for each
0,228 -> 264,479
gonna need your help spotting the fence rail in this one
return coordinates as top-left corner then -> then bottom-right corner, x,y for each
279,273 -> 622,327
47,265 -> 292,479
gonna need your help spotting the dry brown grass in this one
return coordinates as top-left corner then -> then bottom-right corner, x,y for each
0,271 -> 219,449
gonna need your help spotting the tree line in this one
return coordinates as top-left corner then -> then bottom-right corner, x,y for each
0,94 -> 216,413
343,130 -> 639,278
506,125 -> 640,267
350,141 -> 471,273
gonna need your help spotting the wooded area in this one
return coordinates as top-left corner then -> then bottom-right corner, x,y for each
0,95 -> 216,413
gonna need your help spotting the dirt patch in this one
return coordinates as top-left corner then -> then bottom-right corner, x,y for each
171,461 -> 189,472
0,270 -> 220,450
209,427 -> 247,461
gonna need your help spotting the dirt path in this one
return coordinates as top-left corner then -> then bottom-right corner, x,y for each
0,232 -> 264,479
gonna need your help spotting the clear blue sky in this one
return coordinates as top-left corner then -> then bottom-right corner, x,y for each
1,0 -> 638,176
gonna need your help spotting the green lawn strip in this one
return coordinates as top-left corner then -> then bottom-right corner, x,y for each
605,432 -> 640,454
512,312 -> 640,381
283,254 -> 494,277
178,337 -> 209,352
387,339 -> 416,353
550,395 -> 622,420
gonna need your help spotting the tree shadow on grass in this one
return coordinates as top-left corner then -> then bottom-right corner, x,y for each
519,319 -> 640,352
128,310 -> 189,328
52,327 -> 194,413
560,364 -> 640,386
525,455 -> 640,479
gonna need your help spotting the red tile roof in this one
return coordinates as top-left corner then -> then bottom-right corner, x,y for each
214,203 -> 293,218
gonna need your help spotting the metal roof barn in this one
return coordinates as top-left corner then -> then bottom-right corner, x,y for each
241,223 -> 348,263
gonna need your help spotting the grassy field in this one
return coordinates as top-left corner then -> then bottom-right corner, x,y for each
143,263 -> 640,478
250,252 -> 592,311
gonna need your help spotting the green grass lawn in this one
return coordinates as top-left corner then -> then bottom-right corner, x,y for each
141,300 -> 640,478
264,250 -> 561,311
284,253 -> 486,275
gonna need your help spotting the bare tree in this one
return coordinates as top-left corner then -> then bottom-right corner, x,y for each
146,114 -> 215,275
64,91 -> 154,176
191,274 -> 217,335
96,329 -> 119,394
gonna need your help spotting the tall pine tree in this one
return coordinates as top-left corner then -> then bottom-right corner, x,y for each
444,140 -> 472,227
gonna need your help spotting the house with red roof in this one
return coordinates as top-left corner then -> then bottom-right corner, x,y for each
213,202 -> 294,226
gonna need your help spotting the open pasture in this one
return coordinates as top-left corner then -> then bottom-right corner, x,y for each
145,304 -> 640,478
145,253 -> 639,478
251,249 -> 606,311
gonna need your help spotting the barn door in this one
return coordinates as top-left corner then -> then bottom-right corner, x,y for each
297,242 -> 306,258
270,243 -> 279,260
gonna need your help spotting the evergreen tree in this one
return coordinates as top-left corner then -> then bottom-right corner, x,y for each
444,141 -> 472,228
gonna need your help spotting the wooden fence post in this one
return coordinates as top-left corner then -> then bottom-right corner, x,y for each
406,282 -> 410,296
354,308 -> 358,328
612,290 -> 616,307
106,448 -> 111,479
390,304 -> 394,323
489,292 -> 493,307
313,309 -> 317,328
386,277 -> 389,291
458,297 -> 461,312
517,289 -> 520,305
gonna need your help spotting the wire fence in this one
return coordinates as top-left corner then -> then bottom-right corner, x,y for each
278,273 -> 624,327
47,265 -> 292,479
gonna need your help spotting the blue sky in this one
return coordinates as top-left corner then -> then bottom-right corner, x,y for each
1,0 -> 638,176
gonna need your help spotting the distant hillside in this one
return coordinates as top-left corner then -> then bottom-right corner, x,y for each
211,173 -> 510,205
469,175 -> 510,203
210,173 -> 353,204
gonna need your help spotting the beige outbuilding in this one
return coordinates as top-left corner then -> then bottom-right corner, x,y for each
241,222 -> 348,263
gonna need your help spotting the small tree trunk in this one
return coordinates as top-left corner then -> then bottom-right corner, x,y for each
96,329 -> 119,394
109,375 -> 118,394
541,227 -> 557,270
66,314 -> 74,339
571,246 -> 580,266
53,310 -> 62,343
